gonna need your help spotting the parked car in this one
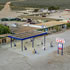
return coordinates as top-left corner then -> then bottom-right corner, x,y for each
1,18 -> 9,21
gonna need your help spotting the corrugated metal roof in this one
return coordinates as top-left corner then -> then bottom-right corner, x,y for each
8,31 -> 47,40
36,21 -> 67,27
10,26 -> 38,34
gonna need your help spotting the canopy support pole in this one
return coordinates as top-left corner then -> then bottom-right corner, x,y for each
21,40 -> 23,51
32,38 -> 34,48
11,38 -> 12,48
43,35 -> 46,50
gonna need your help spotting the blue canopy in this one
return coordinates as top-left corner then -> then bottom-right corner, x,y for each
8,32 -> 47,41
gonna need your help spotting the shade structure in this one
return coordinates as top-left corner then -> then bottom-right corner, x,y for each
8,31 -> 47,51
8,31 -> 47,40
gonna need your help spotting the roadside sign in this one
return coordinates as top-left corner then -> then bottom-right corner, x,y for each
56,38 -> 65,43
56,38 -> 65,55
45,28 -> 48,32
41,25 -> 46,28
41,25 -> 44,28
58,43 -> 63,50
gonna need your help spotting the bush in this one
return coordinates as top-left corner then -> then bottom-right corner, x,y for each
0,24 -> 10,34
66,23 -> 70,28
54,26 -> 59,32
48,6 -> 59,10
33,9 -> 39,12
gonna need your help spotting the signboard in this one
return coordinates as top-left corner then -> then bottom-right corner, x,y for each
41,25 -> 46,28
58,43 -> 63,50
56,38 -> 65,43
56,38 -> 65,55
45,28 -> 48,32
41,25 -> 44,28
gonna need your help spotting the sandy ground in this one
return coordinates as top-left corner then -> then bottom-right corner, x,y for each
0,2 -> 23,18
0,29 -> 70,70
0,44 -> 70,70
31,47 -> 70,70
48,11 -> 70,20
0,2 -> 70,70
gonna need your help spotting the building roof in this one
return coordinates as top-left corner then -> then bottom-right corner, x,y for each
0,34 -> 9,38
10,26 -> 38,34
36,21 -> 67,28
19,15 -> 56,21
8,31 -> 47,40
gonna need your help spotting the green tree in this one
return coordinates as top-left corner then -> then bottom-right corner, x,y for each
66,23 -> 70,29
0,24 -> 10,34
54,26 -> 59,32
33,9 -> 39,12
48,6 -> 59,10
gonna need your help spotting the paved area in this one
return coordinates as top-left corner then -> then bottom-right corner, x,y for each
48,11 -> 70,20
0,29 -> 70,70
